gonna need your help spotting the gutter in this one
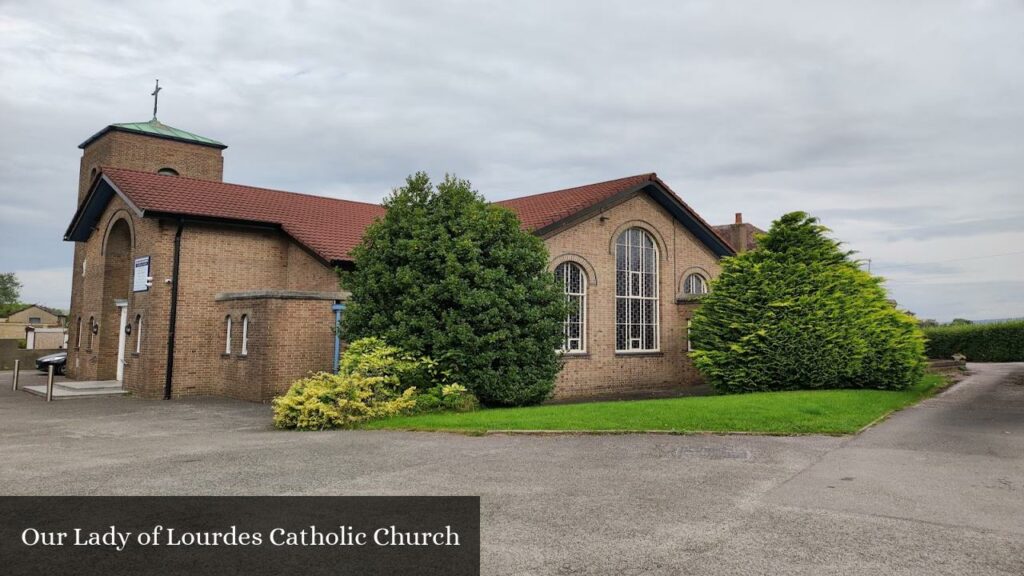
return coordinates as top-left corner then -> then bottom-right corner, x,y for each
164,219 -> 184,399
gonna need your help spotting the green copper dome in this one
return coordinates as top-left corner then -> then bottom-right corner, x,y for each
79,118 -> 227,150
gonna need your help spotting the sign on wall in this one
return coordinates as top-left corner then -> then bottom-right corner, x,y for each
133,256 -> 151,292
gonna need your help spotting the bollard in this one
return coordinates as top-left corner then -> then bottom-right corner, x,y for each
11,359 -> 19,391
46,364 -> 54,402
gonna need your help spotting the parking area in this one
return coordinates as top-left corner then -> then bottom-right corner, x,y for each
1,364 -> 1022,575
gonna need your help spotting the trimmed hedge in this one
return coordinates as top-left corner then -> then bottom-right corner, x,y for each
923,320 -> 1024,362
689,212 -> 925,393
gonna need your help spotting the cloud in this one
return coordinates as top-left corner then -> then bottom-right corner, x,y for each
2,0 -> 1023,321
13,267 -> 72,310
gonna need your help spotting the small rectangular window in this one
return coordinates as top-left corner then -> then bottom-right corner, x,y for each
224,316 -> 232,355
134,315 -> 143,354
240,315 -> 249,356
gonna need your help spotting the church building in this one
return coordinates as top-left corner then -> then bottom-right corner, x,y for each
64,116 -> 761,402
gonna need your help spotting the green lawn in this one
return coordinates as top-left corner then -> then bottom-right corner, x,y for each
363,374 -> 948,435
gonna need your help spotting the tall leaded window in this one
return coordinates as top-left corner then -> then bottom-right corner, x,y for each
555,262 -> 586,352
615,228 -> 659,351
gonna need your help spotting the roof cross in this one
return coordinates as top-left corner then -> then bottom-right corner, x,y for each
151,79 -> 162,120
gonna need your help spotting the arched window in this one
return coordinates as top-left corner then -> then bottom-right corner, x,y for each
134,314 -> 143,354
615,228 -> 659,352
224,315 -> 233,355
683,273 -> 708,296
87,316 -> 95,350
157,167 -> 179,176
554,262 -> 586,353
75,317 -> 82,349
240,315 -> 249,356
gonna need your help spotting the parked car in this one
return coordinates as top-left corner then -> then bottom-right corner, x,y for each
35,352 -> 67,375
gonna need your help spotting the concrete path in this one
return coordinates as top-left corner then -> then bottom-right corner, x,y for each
0,364 -> 1021,575
22,379 -> 128,399
768,362 -> 1024,535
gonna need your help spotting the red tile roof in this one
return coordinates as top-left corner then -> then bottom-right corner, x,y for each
100,167 -> 385,262
90,167 -> 732,262
496,173 -> 656,231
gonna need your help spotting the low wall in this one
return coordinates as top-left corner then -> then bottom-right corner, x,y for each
0,339 -> 62,371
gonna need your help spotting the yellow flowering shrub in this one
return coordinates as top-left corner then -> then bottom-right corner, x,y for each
272,371 -> 417,430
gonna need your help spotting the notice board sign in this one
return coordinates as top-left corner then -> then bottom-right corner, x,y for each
133,257 -> 150,292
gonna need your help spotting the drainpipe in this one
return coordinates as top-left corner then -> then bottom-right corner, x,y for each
332,301 -> 346,373
163,219 -> 184,399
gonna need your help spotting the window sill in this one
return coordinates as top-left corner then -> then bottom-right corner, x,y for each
221,353 -> 232,359
237,354 -> 248,360
130,353 -> 140,358
560,352 -> 590,359
615,351 -> 664,357
676,294 -> 706,303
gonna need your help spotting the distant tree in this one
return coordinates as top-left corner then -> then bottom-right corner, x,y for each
0,272 -> 20,305
342,173 -> 566,406
689,212 -> 925,393
918,319 -> 940,328
949,318 -> 973,326
0,273 -> 24,317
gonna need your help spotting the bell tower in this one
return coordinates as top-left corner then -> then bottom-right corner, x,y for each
76,83 -> 227,206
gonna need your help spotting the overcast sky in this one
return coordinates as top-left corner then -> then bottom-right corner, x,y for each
2,0 -> 1022,321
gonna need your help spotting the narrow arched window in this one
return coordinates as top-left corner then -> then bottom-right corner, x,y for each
224,315 -> 233,355
134,314 -> 143,354
554,262 -> 587,353
683,273 -> 708,296
75,317 -> 82,349
240,315 -> 249,356
615,228 -> 659,352
87,316 -> 95,350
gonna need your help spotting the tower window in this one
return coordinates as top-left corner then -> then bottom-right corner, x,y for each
157,167 -> 179,176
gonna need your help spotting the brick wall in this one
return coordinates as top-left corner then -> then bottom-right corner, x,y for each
69,201 -> 341,398
77,130 -> 223,205
69,127 -> 224,385
542,192 -> 722,400
168,223 -> 339,399
213,296 -> 340,401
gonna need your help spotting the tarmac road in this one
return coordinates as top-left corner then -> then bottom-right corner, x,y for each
1,363 -> 1021,575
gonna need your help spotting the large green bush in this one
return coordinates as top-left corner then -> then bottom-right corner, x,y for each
342,173 -> 566,407
689,212 -> 925,393
923,320 -> 1024,361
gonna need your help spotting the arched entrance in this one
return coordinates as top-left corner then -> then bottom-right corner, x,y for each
98,218 -> 133,381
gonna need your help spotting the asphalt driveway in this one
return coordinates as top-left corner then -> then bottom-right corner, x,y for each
1,364 -> 1021,575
